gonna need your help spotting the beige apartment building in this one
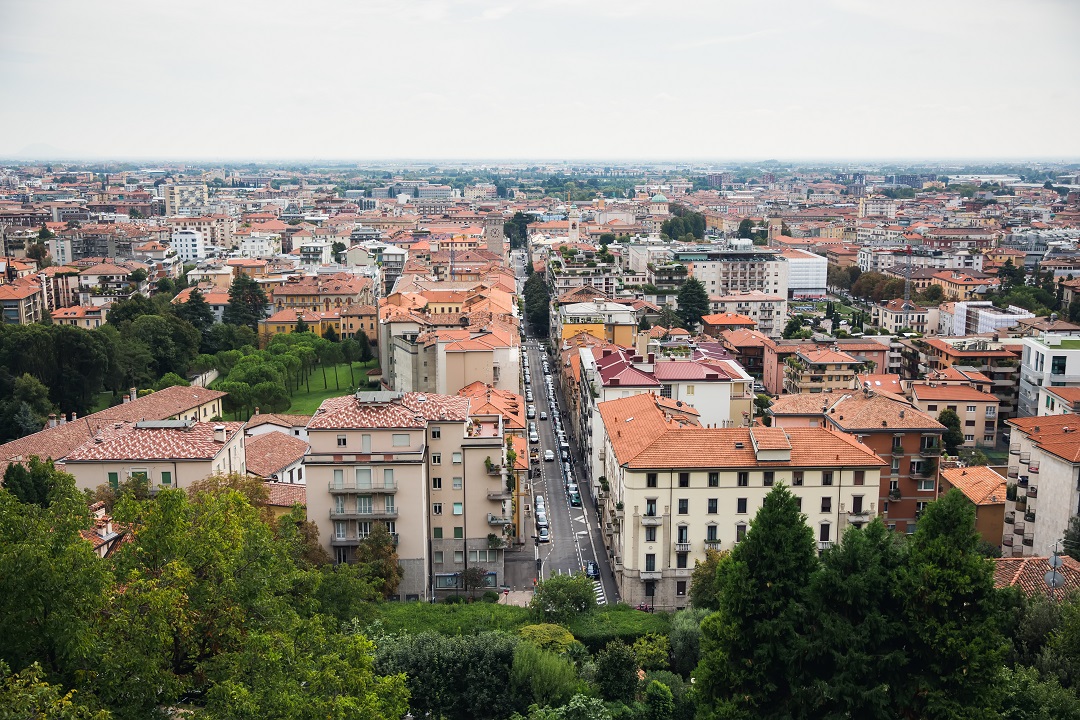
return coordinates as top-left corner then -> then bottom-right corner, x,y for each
597,393 -> 885,610
909,382 -> 1000,448
784,347 -> 863,394
305,391 -> 511,601
162,182 -> 209,216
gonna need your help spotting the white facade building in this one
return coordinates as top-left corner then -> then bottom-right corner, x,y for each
170,229 -> 207,262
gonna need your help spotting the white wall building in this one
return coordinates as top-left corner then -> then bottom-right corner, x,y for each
171,229 -> 207,262
779,249 -> 827,298
1019,334 -> 1080,417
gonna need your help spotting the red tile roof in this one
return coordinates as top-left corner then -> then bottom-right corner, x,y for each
245,431 -> 309,478
266,481 -> 306,508
910,383 -> 998,403
308,391 -> 470,430
1007,415 -> 1080,464
64,421 -> 243,462
941,466 -> 1007,505
994,556 -> 1080,596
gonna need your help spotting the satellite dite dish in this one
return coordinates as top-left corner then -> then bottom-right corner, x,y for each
1050,555 -> 1064,569
1046,570 -> 1065,589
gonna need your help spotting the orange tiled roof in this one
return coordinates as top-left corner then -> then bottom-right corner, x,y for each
308,391 -> 470,430
941,466 -> 1007,505
266,481 -> 306,507
245,431 -> 309,478
994,556 -> 1080,596
64,421 -> 243,462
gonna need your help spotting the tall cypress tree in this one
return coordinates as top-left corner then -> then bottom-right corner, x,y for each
694,484 -> 817,719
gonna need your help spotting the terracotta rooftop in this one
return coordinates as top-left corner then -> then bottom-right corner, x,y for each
910,383 -> 998,403
245,412 -> 313,431
941,466 -> 1008,506
1045,387 -> 1080,406
64,421 -> 243,462
1007,415 -> 1080,464
994,556 -> 1080,596
245,431 -> 309,478
308,391 -> 470,430
701,312 -> 756,326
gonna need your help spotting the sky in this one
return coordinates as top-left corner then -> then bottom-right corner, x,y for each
1,0 -> 1078,162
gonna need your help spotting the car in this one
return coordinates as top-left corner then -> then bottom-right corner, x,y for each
538,527 -> 550,543
524,376 -> 530,386
585,561 -> 600,580
569,492 -> 582,507
566,481 -> 578,494
561,450 -> 570,462
526,391 -> 534,402
544,449 -> 554,462
535,494 -> 545,508
536,511 -> 548,528
540,411 -> 548,420
529,433 -> 539,444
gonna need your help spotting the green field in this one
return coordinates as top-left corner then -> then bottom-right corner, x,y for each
288,360 -> 380,414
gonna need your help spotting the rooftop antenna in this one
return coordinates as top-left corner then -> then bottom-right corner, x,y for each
1047,541 -> 1066,602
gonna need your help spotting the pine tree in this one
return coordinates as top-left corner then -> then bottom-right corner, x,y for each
937,409 -> 964,454
223,274 -> 269,331
694,484 -> 817,719
677,278 -> 709,330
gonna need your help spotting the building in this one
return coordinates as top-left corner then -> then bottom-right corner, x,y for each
1019,335 -> 1080,417
162,182 -> 209,216
244,430 -> 308,484
597,393 -> 885,610
930,270 -> 999,301
939,466 -> 1008,550
769,389 -> 945,534
778,248 -> 827,298
909,382 -> 1000,447
708,291 -> 788,339
171,229 -> 208,262
304,391 -> 510,601
700,313 -> 756,337
784,347 -> 863,394
938,301 -> 1035,337
557,300 -> 639,347
872,299 -> 939,336
910,337 -> 1021,418
994,555 -> 1080,596
51,304 -> 108,329
0,280 -> 45,324
1003,415 -> 1080,558
1038,386 -> 1080,416
673,248 -> 789,298
62,420 -> 246,494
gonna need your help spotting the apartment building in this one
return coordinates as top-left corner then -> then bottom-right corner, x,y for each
0,280 -> 45,324
62,420 -> 246,494
778,248 -> 827,298
769,389 -> 945,534
171,229 -> 208,262
872,299 -> 939,336
908,337 -> 1021,418
1038,386 -> 1080,416
597,393 -> 885,610
1003,415 -> 1080,558
938,301 -> 1034,337
783,347 -> 863,394
556,300 -> 638,347
939,466 -> 1008,550
304,391 -> 510,601
909,382 -> 1000,447
930,270 -> 999,301
1019,335 -> 1080,417
52,304 -> 108,329
269,273 -> 375,312
673,248 -> 789,298
162,182 -> 209,216
708,291 -> 788,339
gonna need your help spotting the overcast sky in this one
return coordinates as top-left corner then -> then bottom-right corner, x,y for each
1,0 -> 1078,162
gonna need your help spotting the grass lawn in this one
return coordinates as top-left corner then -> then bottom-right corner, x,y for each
288,360 -> 379,414
90,391 -> 116,414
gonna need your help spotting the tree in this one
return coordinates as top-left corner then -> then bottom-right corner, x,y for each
998,665 -> 1080,720
460,565 -> 489,599
737,219 -> 755,239
676,278 -> 709,330
782,316 -> 805,339
153,372 -> 190,391
891,489 -> 1007,718
223,273 -> 269,331
510,641 -> 578,710
633,632 -> 671,671
519,624 -> 579,655
0,661 -> 110,720
530,573 -> 596,621
595,640 -> 638,704
669,607 -> 709,677
355,522 -> 403,599
294,316 -> 310,334
938,409 -> 964,454
644,680 -> 675,720
174,287 -> 214,336
694,484 -> 818,719
356,330 -> 374,363
2,456 -> 65,508
331,240 -> 347,263
689,549 -> 727,611
657,305 -> 683,330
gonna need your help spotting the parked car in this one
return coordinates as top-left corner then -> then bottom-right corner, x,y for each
529,432 -> 539,444
540,411 -> 548,420
544,449 -> 555,462
585,561 -> 600,580
569,491 -> 582,507
538,527 -> 550,543
536,511 -> 548,528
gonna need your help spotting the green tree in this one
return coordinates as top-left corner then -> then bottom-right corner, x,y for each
694,484 -> 817,719
644,680 -> 675,720
998,665 -> 1080,720
594,640 -> 638,704
892,489 -> 1007,719
530,573 -> 596,622
153,372 -> 190,391
669,607 -> 710,677
1065,516 -> 1080,562
223,273 -> 269,331
510,641 -> 578,710
174,287 -> 214,336
2,456 -> 66,508
938,408 -> 964,454
676,278 -> 709,330
294,316 -> 310,334
689,550 -> 727,613
737,219 -> 754,239
782,316 -> 805,339
0,661 -> 110,720
519,624 -> 579,655
355,522 -> 403,599
633,632 -> 671,671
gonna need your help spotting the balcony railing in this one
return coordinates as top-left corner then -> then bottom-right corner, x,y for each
1029,462 -> 1040,474
892,445 -> 905,456
640,570 -> 663,580
1010,443 -> 1020,455
330,509 -> 398,520
487,490 -> 512,501
1008,466 -> 1019,479
675,542 -> 692,553
704,540 -> 722,551
1015,497 -> 1028,511
328,480 -> 398,493
641,514 -> 663,526
920,444 -> 941,457
848,509 -> 872,522
487,513 -> 513,526
486,465 -> 502,476
1020,452 -> 1031,464
1023,536 -> 1034,547
1005,512 -> 1015,525
330,533 -> 398,547
1025,511 -> 1037,523
818,541 -> 834,551
1018,476 -> 1029,487
1013,522 -> 1025,534
1002,535 -> 1014,547
1028,486 -> 1038,498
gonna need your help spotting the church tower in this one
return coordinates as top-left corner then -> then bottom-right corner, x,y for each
568,204 -> 581,244
483,211 -> 506,260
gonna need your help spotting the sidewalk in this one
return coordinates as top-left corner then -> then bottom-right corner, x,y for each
500,590 -> 534,607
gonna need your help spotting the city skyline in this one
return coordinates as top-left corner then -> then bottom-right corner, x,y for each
2,0 -> 1079,161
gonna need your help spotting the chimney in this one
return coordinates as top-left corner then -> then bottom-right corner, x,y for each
254,407 -> 260,415
122,396 -> 130,404
48,413 -> 57,429
59,414 -> 67,425
130,387 -> 137,402
214,425 -> 227,443
70,411 -> 77,422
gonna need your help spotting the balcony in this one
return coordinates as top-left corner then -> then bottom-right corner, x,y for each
1005,512 -> 1015,525
1008,466 -> 1019,479
1029,462 -> 1040,475
889,488 -> 902,501
641,514 -> 664,526
847,509 -> 872,523
487,513 -> 513,526
487,489 -> 512,502
1020,452 -> 1031,464
1010,443 -> 1020,455
1013,522 -> 1025,534
675,542 -> 692,553
331,532 -> 400,547
328,480 -> 398,493
486,464 -> 502,476
640,570 -> 663,581
330,509 -> 398,520
891,445 -> 905,456
1018,476 -> 1029,487
1023,536 -> 1034,547
1002,535 -> 1014,547
1028,486 -> 1038,498
1025,511 -> 1037,523
818,541 -> 834,551
1015,497 -> 1028,512
920,444 -> 941,457
704,540 -> 723,552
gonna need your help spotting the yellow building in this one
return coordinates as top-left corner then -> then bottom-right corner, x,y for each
558,300 -> 638,347
260,308 -> 343,342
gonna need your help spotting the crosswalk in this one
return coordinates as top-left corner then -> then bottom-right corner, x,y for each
593,580 -> 607,605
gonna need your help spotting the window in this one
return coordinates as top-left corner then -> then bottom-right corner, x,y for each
660,384 -> 672,398
160,471 -> 171,486
432,452 -> 442,465
645,553 -> 656,571
819,523 -> 831,542
736,524 -> 747,543
645,499 -> 657,516
432,477 -> 442,490
986,406 -> 997,418
677,580 -> 687,597
108,472 -> 119,489
383,468 -> 394,487
453,502 -> 463,515
676,553 -> 688,569
1052,356 -> 1067,376
927,404 -> 938,412
355,467 -> 372,488
965,420 -> 975,427
679,472 -> 690,488
708,472 -> 719,487
453,477 -> 463,490
431,427 -> 441,439
645,580 -> 656,597
964,434 -> 974,442
822,471 -> 833,486
737,498 -> 747,514
357,495 -> 373,514
706,524 -> 717,541
966,405 -> 977,413
645,526 -> 657,542
737,471 -> 749,487
853,470 -> 864,486
763,471 -> 774,487
918,478 -> 935,492
647,473 -> 658,488
433,527 -> 443,539
454,550 -> 464,563
708,498 -> 717,514
984,434 -> 995,443
891,457 -> 900,472
393,433 -> 409,447
676,498 -> 687,515
916,500 -> 928,516
361,434 -> 371,452
452,452 -> 462,464
453,526 -> 463,539
337,434 -> 347,447
433,503 -> 443,515
852,495 -> 864,513
795,496 -> 802,512
793,471 -> 804,486
821,497 -> 832,513
435,574 -> 461,589
334,521 -> 346,540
